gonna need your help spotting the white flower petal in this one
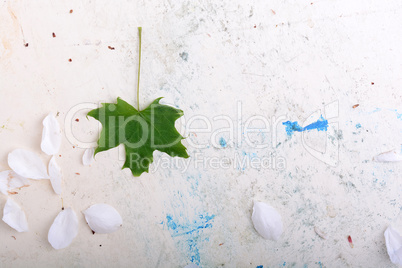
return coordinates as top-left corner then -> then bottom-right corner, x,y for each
374,148 -> 402,162
48,208 -> 78,249
41,113 -> 62,155
82,148 -> 95,166
48,156 -> 62,195
2,198 -> 28,232
0,171 -> 8,195
251,201 -> 283,241
385,225 -> 402,265
0,170 -> 30,195
83,204 -> 122,234
314,226 -> 327,239
8,149 -> 49,180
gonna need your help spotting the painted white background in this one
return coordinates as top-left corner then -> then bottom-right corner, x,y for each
1,0 -> 402,267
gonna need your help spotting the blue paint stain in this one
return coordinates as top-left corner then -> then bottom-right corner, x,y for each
164,213 -> 215,265
219,137 -> 227,148
369,108 -> 381,114
391,109 -> 402,120
256,266 -> 263,268
355,123 -> 361,129
283,262 -> 286,266
282,115 -> 328,136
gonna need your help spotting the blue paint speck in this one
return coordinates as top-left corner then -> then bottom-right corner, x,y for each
219,137 -> 227,148
355,123 -> 361,129
283,115 -> 328,136
164,213 -> 215,265
256,266 -> 263,268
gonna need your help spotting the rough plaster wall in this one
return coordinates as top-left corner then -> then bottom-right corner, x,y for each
1,0 -> 402,267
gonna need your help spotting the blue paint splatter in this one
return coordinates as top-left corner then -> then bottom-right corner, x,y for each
369,108 -> 381,114
256,266 -> 263,268
219,137 -> 227,148
283,262 -> 286,266
283,115 -> 328,136
355,123 -> 361,129
164,213 -> 215,265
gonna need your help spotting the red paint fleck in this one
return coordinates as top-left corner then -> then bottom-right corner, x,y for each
68,58 -> 72,62
219,243 -> 224,246
11,236 -> 16,240
69,9 -> 73,13
75,173 -> 80,175
271,9 -> 276,15
371,82 -> 374,85
24,43 -> 29,47
52,32 -> 56,38
108,46 -> 115,50
348,235 -> 354,248
72,146 -> 75,148
352,104 -> 359,109
254,25 -> 256,28
75,118 -> 79,122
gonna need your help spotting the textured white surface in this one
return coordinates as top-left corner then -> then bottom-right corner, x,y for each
1,0 -> 402,267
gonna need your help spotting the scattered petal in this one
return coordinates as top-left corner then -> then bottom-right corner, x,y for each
8,149 -> 49,179
2,198 -> 28,232
251,201 -> 283,241
0,170 -> 30,195
41,113 -> 62,155
48,156 -> 62,195
314,226 -> 327,239
83,204 -> 122,234
385,225 -> 402,265
48,208 -> 78,249
82,148 -> 95,166
374,148 -> 402,162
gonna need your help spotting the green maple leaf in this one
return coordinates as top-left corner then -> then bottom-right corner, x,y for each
87,27 -> 189,176
87,97 -> 189,176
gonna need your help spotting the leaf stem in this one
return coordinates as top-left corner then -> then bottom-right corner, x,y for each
137,27 -> 142,111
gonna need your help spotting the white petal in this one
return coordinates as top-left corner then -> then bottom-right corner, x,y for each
41,113 -> 62,155
385,225 -> 402,265
2,198 -> 28,232
48,156 -> 62,195
83,204 -> 123,234
251,201 -> 283,241
8,149 -> 49,180
314,226 -> 327,239
82,148 -> 95,166
0,170 -> 30,195
48,208 -> 78,249
374,149 -> 402,162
